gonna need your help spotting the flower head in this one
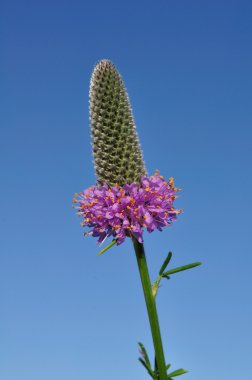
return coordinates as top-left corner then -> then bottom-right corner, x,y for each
73,171 -> 182,245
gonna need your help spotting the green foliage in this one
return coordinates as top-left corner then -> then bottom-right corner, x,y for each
138,342 -> 157,379
162,262 -> 202,277
167,368 -> 188,378
153,252 -> 202,297
89,60 -> 146,186
98,239 -> 116,255
138,343 -> 188,380
159,252 -> 172,275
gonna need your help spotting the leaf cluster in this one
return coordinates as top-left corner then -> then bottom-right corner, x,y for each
152,252 -> 202,297
138,342 -> 188,380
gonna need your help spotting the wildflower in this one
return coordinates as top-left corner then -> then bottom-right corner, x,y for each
73,173 -> 181,245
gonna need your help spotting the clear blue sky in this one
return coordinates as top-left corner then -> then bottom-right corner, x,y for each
1,1 -> 251,379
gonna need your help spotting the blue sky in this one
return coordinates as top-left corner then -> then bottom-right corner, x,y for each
1,1 -> 252,379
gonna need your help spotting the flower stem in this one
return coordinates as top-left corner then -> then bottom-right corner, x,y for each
133,237 -> 167,380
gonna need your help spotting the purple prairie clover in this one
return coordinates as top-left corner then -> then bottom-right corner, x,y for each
73,171 -> 182,245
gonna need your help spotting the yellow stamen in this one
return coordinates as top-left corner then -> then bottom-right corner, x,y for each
169,177 -> 174,186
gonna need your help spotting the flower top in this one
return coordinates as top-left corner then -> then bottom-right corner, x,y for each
73,171 -> 182,246
90,60 -> 146,187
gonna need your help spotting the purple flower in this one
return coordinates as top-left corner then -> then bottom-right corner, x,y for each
73,171 -> 182,246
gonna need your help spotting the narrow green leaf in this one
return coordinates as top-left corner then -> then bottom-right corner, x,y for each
139,358 -> 155,378
166,363 -> 171,370
98,239 -> 117,256
163,275 -> 170,280
168,368 -> 188,377
138,342 -> 151,369
159,252 -> 172,275
163,262 -> 202,276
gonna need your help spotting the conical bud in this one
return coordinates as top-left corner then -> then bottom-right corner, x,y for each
89,60 -> 146,187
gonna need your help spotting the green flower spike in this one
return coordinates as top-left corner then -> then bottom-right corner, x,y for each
89,59 -> 146,186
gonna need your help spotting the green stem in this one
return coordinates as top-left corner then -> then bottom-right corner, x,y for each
133,237 -> 167,380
